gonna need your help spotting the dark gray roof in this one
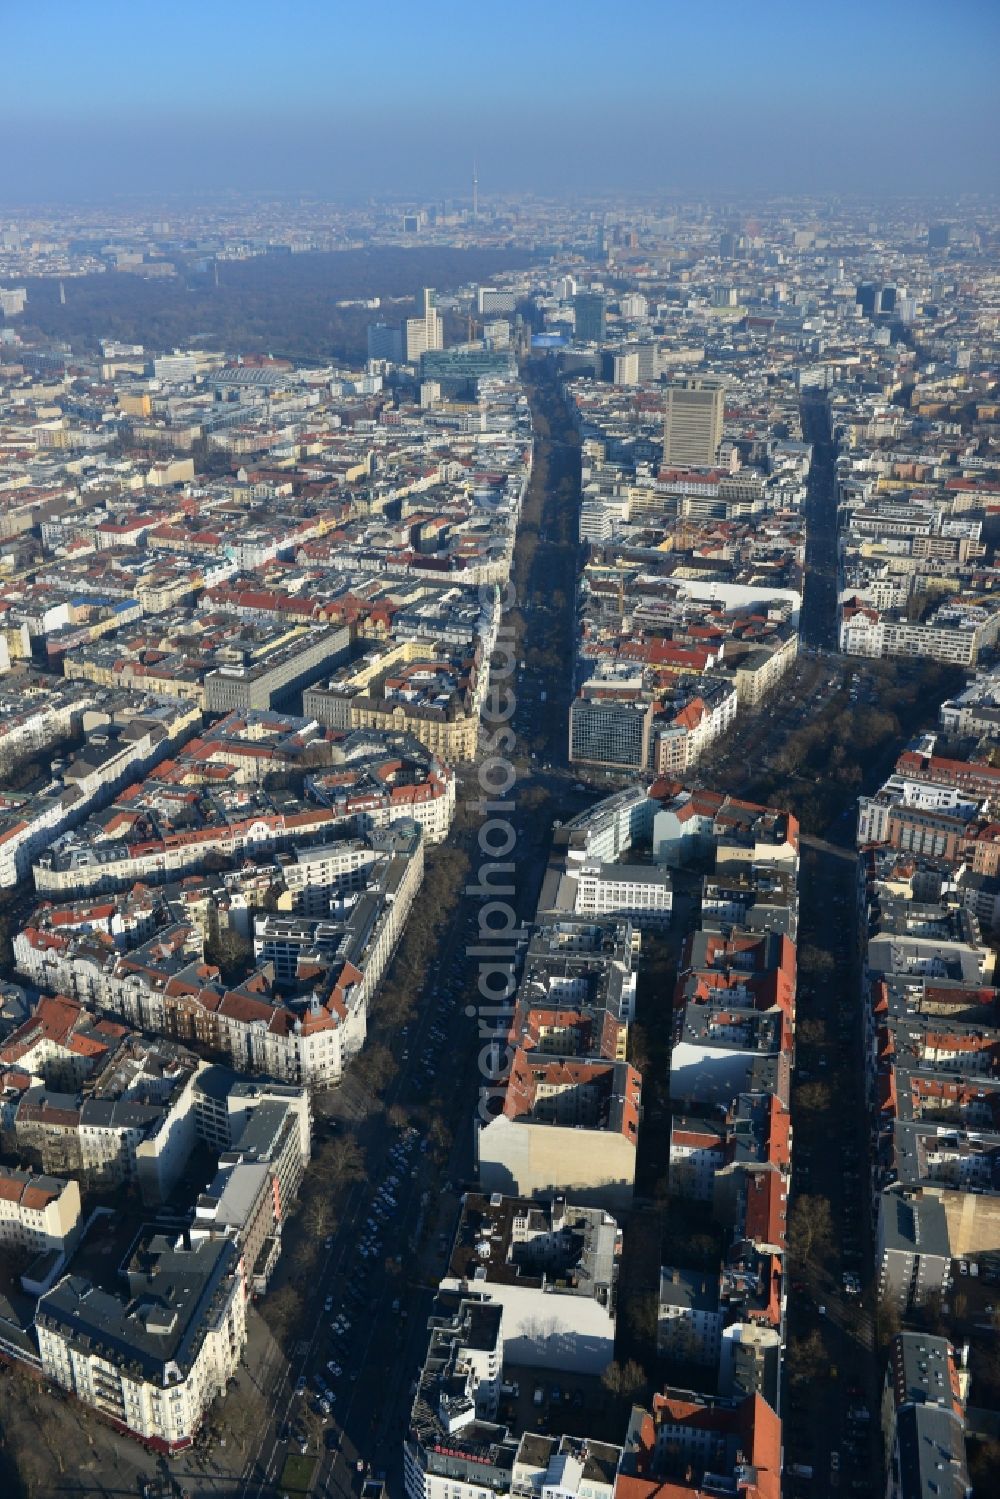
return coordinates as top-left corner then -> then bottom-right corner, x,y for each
895,1402 -> 969,1499
37,1232 -> 240,1385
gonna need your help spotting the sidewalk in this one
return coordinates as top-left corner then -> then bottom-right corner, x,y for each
0,1305 -> 285,1499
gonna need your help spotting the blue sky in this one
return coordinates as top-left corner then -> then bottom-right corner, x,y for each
2,0 -> 998,201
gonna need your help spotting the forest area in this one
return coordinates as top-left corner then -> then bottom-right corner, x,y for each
13,246 -> 537,363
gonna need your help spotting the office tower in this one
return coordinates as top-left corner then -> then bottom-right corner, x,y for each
635,342 -> 659,381
879,285 -> 897,316
928,223 -> 951,250
569,696 -> 653,769
855,282 -> 878,318
662,378 -> 725,469
719,231 -> 738,260
574,292 -> 606,344
477,287 -> 515,315
594,222 -> 606,261
367,322 -> 403,363
404,288 -> 444,363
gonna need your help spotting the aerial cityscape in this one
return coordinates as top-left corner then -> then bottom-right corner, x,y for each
0,4 -> 998,1499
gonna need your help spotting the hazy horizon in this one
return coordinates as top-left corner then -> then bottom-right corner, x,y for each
2,0 -> 998,204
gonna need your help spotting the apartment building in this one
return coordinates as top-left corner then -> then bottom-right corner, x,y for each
0,1166 -> 80,1259
304,637 -> 484,763
476,1052 -> 641,1213
440,1193 -> 619,1374
881,1333 -> 970,1499
9,1027 -> 203,1206
657,1267 -> 723,1366
403,1291 -> 507,1499
19,825 -> 424,1091
36,1230 -> 246,1451
617,1391 -> 780,1499
0,693 -> 200,888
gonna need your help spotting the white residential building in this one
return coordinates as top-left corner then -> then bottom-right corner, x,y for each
0,1167 -> 80,1257
36,1231 -> 247,1451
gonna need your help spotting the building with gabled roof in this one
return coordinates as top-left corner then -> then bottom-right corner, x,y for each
617,1389 -> 781,1499
882,1333 -> 970,1499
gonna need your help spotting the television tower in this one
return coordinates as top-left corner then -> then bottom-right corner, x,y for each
472,160 -> 479,222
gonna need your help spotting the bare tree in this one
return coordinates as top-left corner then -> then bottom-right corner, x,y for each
352,1042 -> 397,1096
788,1329 -> 826,1386
601,1358 -> 646,1401
263,1282 -> 303,1344
797,1080 -> 833,1115
788,1194 -> 834,1266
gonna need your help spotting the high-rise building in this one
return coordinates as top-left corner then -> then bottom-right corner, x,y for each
856,282 -> 878,318
611,349 -> 640,386
476,286 -> 515,315
367,322 -> 403,363
0,287 -> 27,317
573,292 -> 606,344
620,292 -> 648,321
404,288 -> 444,363
928,223 -> 952,250
569,696 -> 653,769
662,377 -> 725,469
